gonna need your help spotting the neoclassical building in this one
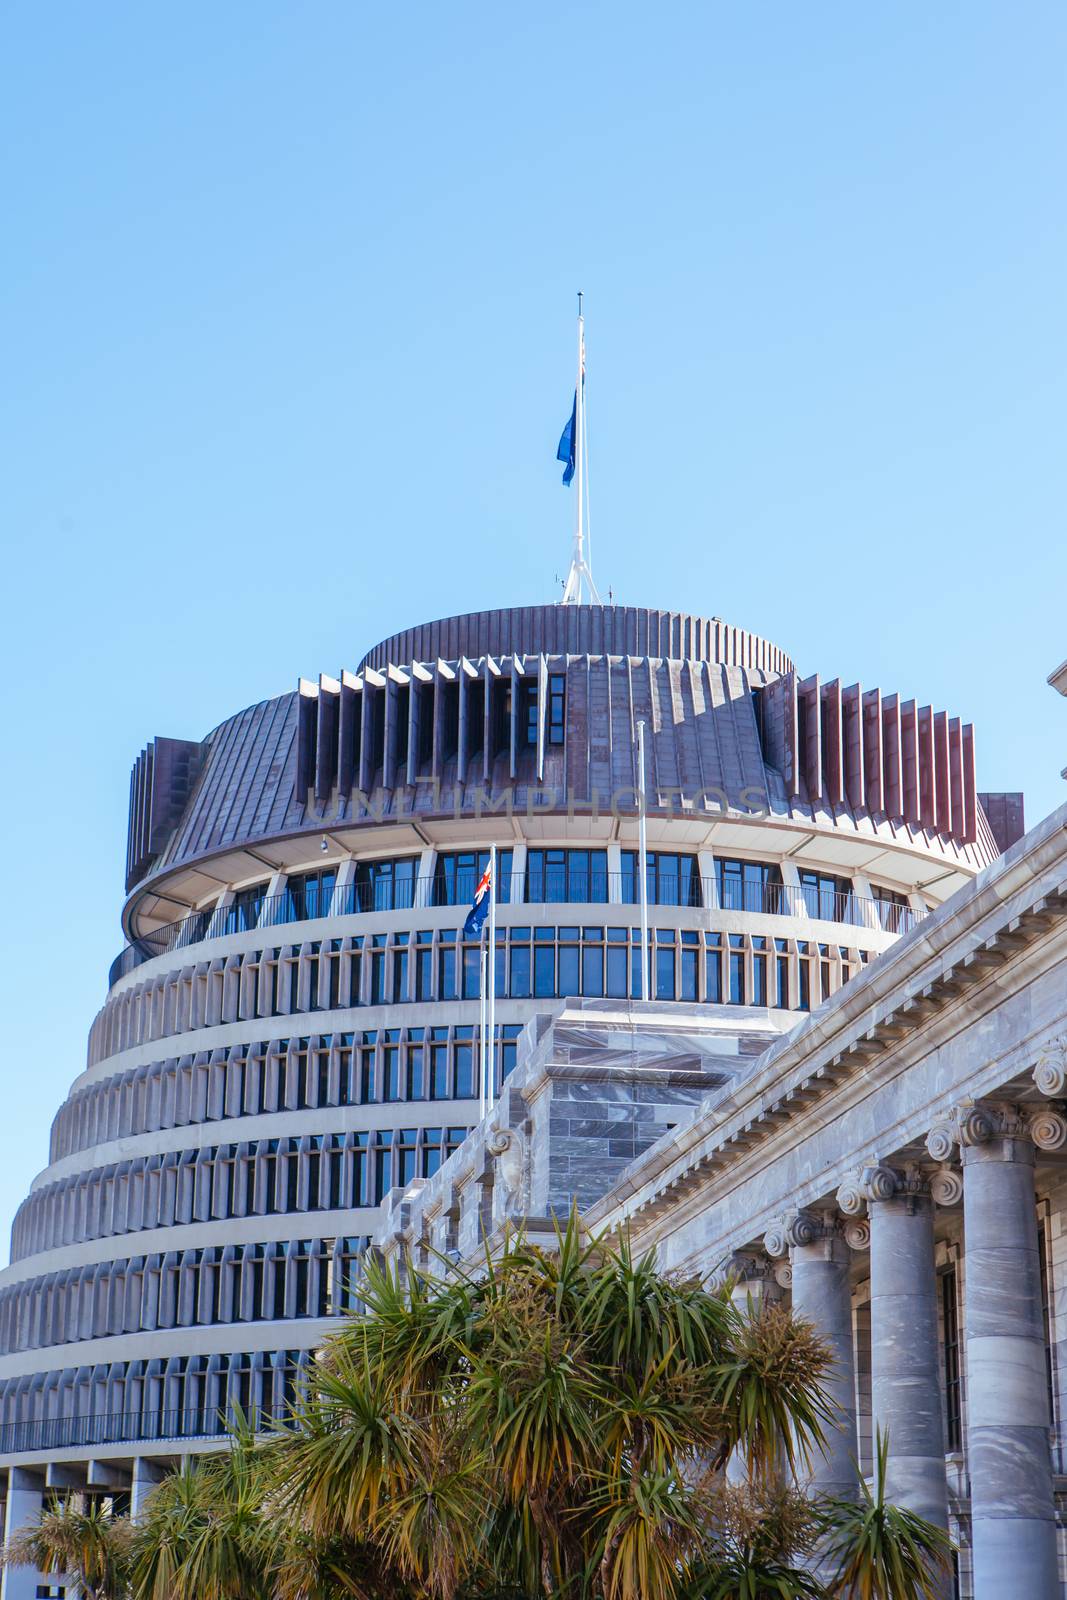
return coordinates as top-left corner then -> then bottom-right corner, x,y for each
0,603 -> 1028,1598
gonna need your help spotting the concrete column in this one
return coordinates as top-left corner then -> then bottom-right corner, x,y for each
1,1467 -> 46,1600
848,1166 -> 949,1537
955,1105 -> 1060,1599
769,1211 -> 859,1498
131,1456 -> 165,1520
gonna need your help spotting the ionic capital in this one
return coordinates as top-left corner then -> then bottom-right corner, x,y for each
927,1100 -> 1067,1160
763,1207 -> 843,1260
929,1164 -> 963,1207
1034,1034 -> 1067,1099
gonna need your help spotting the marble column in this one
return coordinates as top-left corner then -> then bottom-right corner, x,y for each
723,1250 -> 785,1485
1,1467 -> 46,1600
765,1210 -> 859,1499
948,1103 -> 1061,1599
842,1164 -> 950,1539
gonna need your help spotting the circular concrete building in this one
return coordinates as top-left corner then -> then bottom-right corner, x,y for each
0,602 -> 1003,1554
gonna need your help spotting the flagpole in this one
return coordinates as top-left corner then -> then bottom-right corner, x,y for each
487,845 -> 497,1108
637,720 -> 650,1002
561,294 -> 602,606
479,937 -> 488,1118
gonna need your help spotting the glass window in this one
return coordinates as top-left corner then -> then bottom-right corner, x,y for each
415,935 -> 433,1001
582,942 -> 604,997
526,849 -> 608,903
655,944 -> 675,1001
621,851 -> 701,907
941,1267 -> 962,1452
705,934 -> 723,1003
430,1028 -> 449,1099
433,850 -> 514,907
548,673 -> 566,744
798,870 -> 851,923
353,857 -> 419,913
383,1032 -> 401,1102
534,942 -> 555,998
438,934 -> 457,1001
406,1031 -> 425,1099
285,870 -> 337,922
454,1029 -> 475,1098
422,1127 -> 443,1178
871,884 -> 911,933
728,935 -> 745,1005
225,882 -> 268,935
716,858 -> 782,914
510,940 -> 531,998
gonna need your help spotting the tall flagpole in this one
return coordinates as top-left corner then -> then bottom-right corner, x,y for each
562,294 -> 602,606
487,845 -> 497,1108
637,720 -> 650,1001
478,937 -> 488,1118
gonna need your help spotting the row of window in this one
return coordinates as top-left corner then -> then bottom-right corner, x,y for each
91,923 -> 870,1069
0,1237 -> 372,1356
0,1348 -> 314,1455
0,1236 -> 371,1356
121,852 -> 917,980
13,1129 -> 470,1262
198,854 -> 905,920
58,1027 -> 521,1164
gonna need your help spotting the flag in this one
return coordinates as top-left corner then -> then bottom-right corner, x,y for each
462,863 -> 492,940
557,393 -> 577,486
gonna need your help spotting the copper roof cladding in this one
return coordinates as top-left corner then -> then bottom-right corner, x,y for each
121,602 -> 1006,930
358,605 -> 794,678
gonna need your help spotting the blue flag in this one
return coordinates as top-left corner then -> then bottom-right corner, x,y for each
557,393 -> 577,486
462,864 -> 492,940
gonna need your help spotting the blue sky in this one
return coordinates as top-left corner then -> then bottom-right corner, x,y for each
1,1 -> 1065,1252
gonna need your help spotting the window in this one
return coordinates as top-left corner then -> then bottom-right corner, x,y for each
396,1128 -> 418,1188
621,851 -> 700,907
716,858 -> 782,914
773,939 -> 789,1009
415,932 -> 433,1000
728,935 -> 745,1005
225,881 -> 268,934
382,1032 -> 401,1102
655,935 -> 676,1000
940,1267 -> 962,1452
438,934 -> 457,1000
704,933 -> 723,1003
406,1031 -> 425,1099
1038,1211 -> 1056,1423
798,870 -> 851,923
285,870 -> 336,922
870,884 -> 911,933
354,857 -> 418,913
524,682 -> 538,746
434,850 -> 514,906
548,673 -> 566,744
526,849 -> 608,903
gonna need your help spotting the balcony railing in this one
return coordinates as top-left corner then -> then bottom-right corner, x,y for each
0,1404 -> 281,1457
110,875 -> 924,987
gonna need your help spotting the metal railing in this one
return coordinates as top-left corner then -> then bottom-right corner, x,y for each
110,874 -> 923,986
0,1404 -> 283,1456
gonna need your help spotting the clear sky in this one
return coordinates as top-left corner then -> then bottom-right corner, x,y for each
1,1 -> 1065,1257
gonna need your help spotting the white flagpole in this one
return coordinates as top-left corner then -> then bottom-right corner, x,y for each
637,720 -> 650,1001
478,937 -> 488,1118
487,845 -> 497,1108
561,294 -> 602,606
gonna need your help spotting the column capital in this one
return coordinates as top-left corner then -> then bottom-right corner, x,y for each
837,1161 -> 932,1210
1033,1032 -> 1067,1098
927,1100 -> 1067,1158
719,1248 -> 781,1291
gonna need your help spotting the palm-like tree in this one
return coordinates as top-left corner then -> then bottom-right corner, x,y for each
268,1219 -> 841,1600
123,1219 -> 950,1600
822,1429 -> 951,1600
2,1494 -> 132,1600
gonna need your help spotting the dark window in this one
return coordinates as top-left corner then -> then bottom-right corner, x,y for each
226,881 -> 268,934
941,1267 -> 962,1452
704,935 -> 722,1003
716,858 -> 782,914
1038,1215 -> 1055,1423
353,857 -> 419,913
798,869 -> 851,924
285,870 -> 337,922
526,849 -> 608,903
548,673 -> 566,744
621,851 -> 700,907
728,936 -> 745,1005
434,850 -> 514,907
